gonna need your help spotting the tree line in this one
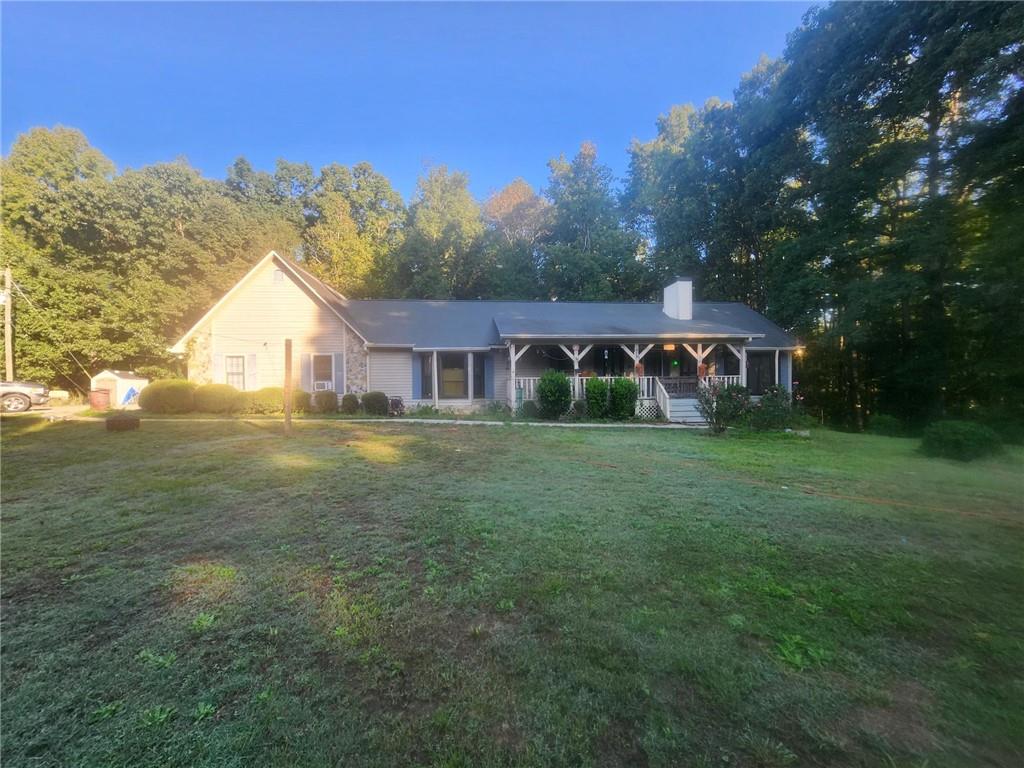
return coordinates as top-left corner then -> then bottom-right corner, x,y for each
2,1 -> 1021,433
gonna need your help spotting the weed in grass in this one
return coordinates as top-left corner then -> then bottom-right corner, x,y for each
740,728 -> 798,766
89,701 -> 123,721
775,634 -> 831,670
192,702 -> 216,723
190,611 -> 217,633
496,598 -> 515,613
138,705 -> 176,727
137,648 -> 176,668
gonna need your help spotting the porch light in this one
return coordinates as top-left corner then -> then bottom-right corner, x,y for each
663,343 -> 675,351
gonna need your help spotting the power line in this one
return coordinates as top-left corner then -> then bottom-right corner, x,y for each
9,278 -> 95,383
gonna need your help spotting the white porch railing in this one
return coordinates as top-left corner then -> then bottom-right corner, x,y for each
516,375 -> 657,403
655,378 -> 670,421
703,375 -> 742,387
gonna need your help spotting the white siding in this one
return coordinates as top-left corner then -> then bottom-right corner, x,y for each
198,258 -> 352,390
368,350 -> 413,401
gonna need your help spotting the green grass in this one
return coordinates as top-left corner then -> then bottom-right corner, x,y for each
2,417 -> 1022,767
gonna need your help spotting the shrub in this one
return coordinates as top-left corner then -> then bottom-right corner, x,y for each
138,379 -> 195,414
292,390 -> 311,413
571,399 -> 588,419
920,420 -> 1002,461
519,400 -> 540,419
362,391 -> 389,416
389,396 -> 405,417
194,383 -> 244,414
106,412 -> 140,431
242,387 -> 309,414
584,377 -> 609,419
696,382 -> 751,434
536,370 -> 571,420
340,393 -> 360,414
748,386 -> 793,431
314,390 -> 338,413
608,378 -> 639,421
867,414 -> 904,437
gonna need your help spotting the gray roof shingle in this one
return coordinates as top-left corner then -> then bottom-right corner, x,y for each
284,257 -> 797,350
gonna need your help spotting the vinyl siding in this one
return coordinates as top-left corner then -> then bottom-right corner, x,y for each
491,350 -> 509,402
367,350 -> 413,401
200,258 -> 353,390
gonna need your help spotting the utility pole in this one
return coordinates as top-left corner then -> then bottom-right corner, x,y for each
283,338 -> 293,436
4,267 -> 13,381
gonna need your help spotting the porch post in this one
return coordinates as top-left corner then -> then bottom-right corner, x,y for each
432,350 -> 439,408
467,352 -> 474,401
774,349 -> 780,388
508,344 -> 516,408
740,346 -> 748,387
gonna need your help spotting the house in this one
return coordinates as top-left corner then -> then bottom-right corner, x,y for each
170,251 -> 798,422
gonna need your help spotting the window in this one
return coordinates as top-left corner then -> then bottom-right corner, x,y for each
440,353 -> 467,399
312,354 -> 334,391
473,353 -> 486,399
225,355 -> 245,389
746,352 -> 776,395
420,353 -> 433,399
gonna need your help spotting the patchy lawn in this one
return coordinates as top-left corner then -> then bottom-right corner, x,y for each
1,418 -> 1022,768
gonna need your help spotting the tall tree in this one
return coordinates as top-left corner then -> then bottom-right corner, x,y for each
388,166 -> 486,298
541,142 -> 647,300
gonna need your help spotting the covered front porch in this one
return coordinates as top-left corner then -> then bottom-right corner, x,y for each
508,341 -> 791,420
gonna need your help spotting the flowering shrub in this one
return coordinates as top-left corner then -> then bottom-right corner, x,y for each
696,382 -> 751,434
748,386 -> 793,430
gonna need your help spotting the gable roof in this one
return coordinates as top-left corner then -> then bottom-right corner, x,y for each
172,252 -> 798,354
169,251 -> 366,353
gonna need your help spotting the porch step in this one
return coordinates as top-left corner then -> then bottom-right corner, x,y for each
667,398 -> 706,425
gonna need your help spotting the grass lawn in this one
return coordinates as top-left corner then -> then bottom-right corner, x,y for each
2,418 -> 1022,767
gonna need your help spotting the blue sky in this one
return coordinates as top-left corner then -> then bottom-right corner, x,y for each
2,2 -> 814,200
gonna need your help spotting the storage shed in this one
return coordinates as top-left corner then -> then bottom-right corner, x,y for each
90,370 -> 149,407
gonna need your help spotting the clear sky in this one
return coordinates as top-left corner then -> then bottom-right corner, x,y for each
2,1 -> 814,200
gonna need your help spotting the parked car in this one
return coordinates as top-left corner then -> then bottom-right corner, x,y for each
1,381 -> 50,412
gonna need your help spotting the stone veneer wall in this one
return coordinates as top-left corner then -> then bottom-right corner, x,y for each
186,327 -> 213,384
345,330 -> 368,394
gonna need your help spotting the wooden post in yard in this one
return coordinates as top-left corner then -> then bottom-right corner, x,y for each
4,267 -> 13,381
284,338 -> 293,436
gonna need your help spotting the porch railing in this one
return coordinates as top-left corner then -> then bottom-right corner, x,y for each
655,378 -> 670,421
514,374 -> 741,405
516,375 -> 657,402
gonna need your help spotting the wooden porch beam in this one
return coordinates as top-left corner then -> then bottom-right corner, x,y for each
726,343 -> 742,360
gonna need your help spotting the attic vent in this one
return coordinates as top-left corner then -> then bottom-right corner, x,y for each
273,269 -> 284,285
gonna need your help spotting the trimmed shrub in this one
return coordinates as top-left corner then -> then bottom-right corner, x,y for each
314,390 -> 338,413
584,377 -> 609,419
608,378 -> 639,421
920,420 -> 1002,461
362,391 -> 389,416
536,370 -> 571,420
340,393 -> 360,415
293,390 -> 311,413
242,387 -> 309,414
519,400 -> 540,419
748,386 -> 793,431
194,383 -> 244,414
867,414 -> 904,437
106,412 -> 140,431
696,382 -> 751,434
138,379 -> 195,414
